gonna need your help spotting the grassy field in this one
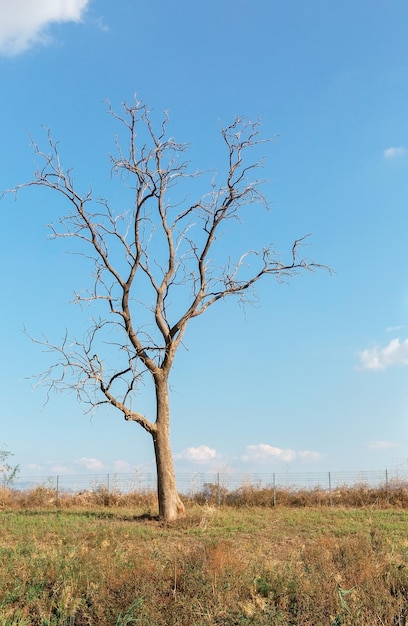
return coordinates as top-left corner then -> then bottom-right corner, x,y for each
1,498 -> 408,625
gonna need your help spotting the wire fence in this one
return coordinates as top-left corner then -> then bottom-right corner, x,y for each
8,467 -> 408,502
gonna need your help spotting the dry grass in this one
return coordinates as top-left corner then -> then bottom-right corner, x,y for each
0,496 -> 408,625
0,485 -> 159,511
3,479 -> 408,512
195,480 -> 408,508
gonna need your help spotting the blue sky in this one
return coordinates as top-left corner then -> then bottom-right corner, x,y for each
1,0 -> 408,481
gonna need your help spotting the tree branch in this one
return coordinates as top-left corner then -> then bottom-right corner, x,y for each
7,98 -> 328,423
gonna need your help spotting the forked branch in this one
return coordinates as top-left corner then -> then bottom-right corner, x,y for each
7,98 -> 328,422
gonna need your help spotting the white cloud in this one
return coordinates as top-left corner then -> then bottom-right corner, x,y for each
384,146 -> 406,159
242,444 -> 321,464
242,444 -> 296,463
177,445 -> 217,463
113,460 -> 133,473
74,457 -> 104,471
368,440 -> 398,450
26,463 -> 44,472
298,450 -> 323,462
49,464 -> 72,475
359,338 -> 408,370
0,0 -> 91,56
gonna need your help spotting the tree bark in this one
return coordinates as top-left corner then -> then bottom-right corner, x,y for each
153,374 -> 185,521
16,104 -> 326,522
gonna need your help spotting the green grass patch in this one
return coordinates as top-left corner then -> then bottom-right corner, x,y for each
0,506 -> 407,624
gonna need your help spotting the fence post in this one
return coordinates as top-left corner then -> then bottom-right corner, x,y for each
217,473 -> 221,507
385,469 -> 389,503
56,475 -> 60,508
328,472 -> 332,507
107,473 -> 110,507
273,472 -> 277,507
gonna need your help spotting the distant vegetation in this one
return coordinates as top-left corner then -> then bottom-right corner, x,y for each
2,479 -> 408,509
0,448 -> 20,488
0,500 -> 407,625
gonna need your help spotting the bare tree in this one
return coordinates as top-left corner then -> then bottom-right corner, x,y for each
10,100 -> 326,521
0,447 -> 20,488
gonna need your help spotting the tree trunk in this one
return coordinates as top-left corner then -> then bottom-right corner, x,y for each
153,375 -> 185,521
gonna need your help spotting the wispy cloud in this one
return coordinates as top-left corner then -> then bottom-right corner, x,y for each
48,464 -> 72,475
241,444 -> 322,463
386,325 -> 405,333
74,457 -> 105,471
359,338 -> 408,370
113,460 -> 133,473
384,146 -> 406,159
367,440 -> 398,450
176,445 -> 217,463
0,0 -> 91,56
26,463 -> 44,472
298,450 -> 323,462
